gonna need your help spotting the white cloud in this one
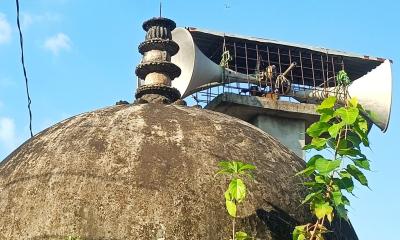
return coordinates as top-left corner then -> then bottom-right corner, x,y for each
0,117 -> 17,151
0,77 -> 15,87
0,13 -> 12,44
21,12 -> 60,30
44,33 -> 71,55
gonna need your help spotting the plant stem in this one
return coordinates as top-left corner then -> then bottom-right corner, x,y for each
334,129 -> 342,159
232,217 -> 236,240
309,218 -> 321,240
310,216 -> 326,240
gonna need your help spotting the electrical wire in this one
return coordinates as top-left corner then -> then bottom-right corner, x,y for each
15,0 -> 34,138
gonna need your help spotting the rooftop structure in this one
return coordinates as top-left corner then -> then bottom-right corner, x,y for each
189,27 -> 388,82
168,27 -> 392,158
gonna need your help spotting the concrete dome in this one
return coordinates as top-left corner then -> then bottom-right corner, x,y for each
0,103 -> 356,239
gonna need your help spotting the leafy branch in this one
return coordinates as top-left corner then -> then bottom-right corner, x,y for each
217,161 -> 256,240
293,72 -> 371,240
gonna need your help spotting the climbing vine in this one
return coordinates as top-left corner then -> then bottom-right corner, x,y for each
217,161 -> 256,240
293,71 -> 371,240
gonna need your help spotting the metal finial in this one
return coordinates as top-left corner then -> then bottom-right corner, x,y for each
159,1 -> 162,17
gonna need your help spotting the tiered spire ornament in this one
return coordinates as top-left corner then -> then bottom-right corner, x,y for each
135,17 -> 181,103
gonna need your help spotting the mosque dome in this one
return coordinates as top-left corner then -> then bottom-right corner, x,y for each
0,15 -> 358,240
0,103 -> 357,239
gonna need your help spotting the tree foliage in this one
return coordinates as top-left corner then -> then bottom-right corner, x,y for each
293,94 -> 371,240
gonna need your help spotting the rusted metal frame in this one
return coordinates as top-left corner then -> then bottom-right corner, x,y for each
278,48 -> 282,74
233,42 -> 240,91
311,53 -> 316,88
341,58 -> 345,71
320,55 -> 326,90
331,56 -> 337,88
300,66 -> 329,72
288,49 -> 294,82
299,51 -> 305,87
326,54 -> 330,86
231,64 -> 324,82
224,43 -> 338,64
256,44 -> 262,88
204,92 -> 220,97
222,36 -> 231,94
276,48 -> 283,94
266,46 -> 273,91
244,42 -> 250,90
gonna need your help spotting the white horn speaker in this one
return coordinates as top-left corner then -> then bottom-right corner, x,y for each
293,60 -> 393,132
171,28 -> 257,98
171,27 -> 392,132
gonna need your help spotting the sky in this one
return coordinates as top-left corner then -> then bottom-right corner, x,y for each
0,0 -> 399,239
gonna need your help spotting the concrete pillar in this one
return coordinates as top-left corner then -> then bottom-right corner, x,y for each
250,115 -> 305,159
206,93 -> 319,160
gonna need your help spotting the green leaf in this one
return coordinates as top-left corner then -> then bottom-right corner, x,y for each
296,166 -> 315,176
315,158 -> 341,175
337,139 -> 351,151
302,144 -> 316,150
235,231 -> 250,240
353,158 -> 370,170
297,155 -> 328,176
303,181 -> 324,188
354,116 -> 370,147
338,148 -> 366,158
217,161 -> 256,176
348,97 -> 358,107
298,234 -> 306,240
335,174 -> 354,193
224,189 -> 231,201
334,107 -> 359,124
217,161 -> 235,175
336,204 -> 348,220
225,199 -> 237,217
307,155 -> 323,167
317,96 -> 337,111
228,178 -> 246,202
337,70 -> 351,86
320,112 -> 334,122
311,137 -> 328,148
238,163 -> 256,173
306,122 -> 331,138
346,132 -> 362,149
314,201 -> 333,219
356,115 -> 369,133
315,175 -> 326,184
338,170 -> 351,178
292,225 -> 307,240
342,195 -> 350,206
347,164 -> 368,186
332,191 -> 343,206
216,169 -> 233,175
328,121 -> 345,138
302,190 -> 322,204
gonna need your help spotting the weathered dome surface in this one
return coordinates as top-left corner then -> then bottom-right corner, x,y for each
0,104 -> 356,239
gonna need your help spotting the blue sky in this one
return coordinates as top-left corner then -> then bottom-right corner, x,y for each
0,0 -> 399,239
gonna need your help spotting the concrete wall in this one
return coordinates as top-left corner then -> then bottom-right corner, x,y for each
206,93 -> 319,160
251,115 -> 305,159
